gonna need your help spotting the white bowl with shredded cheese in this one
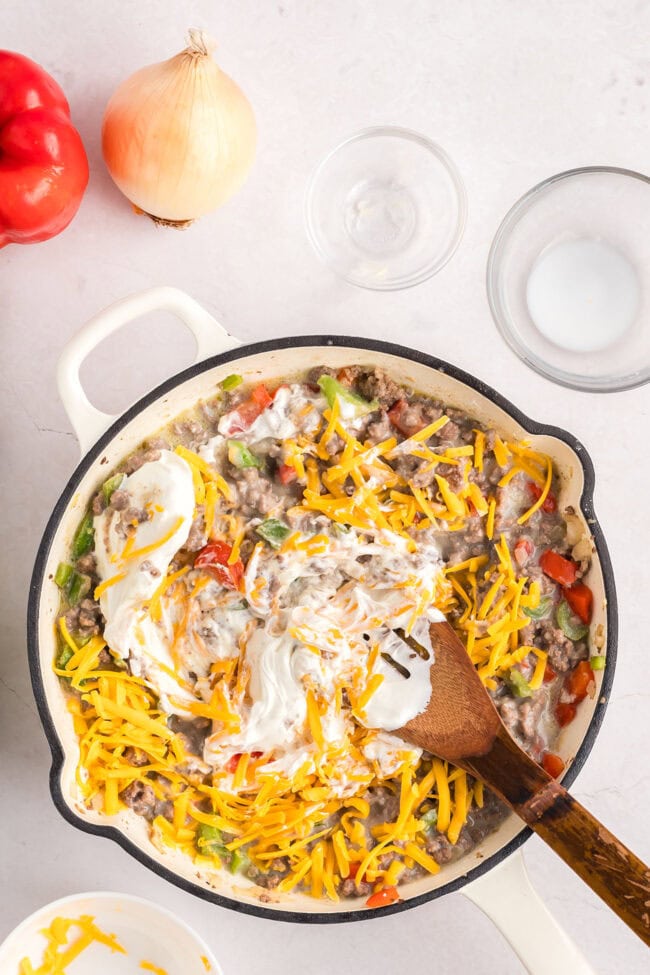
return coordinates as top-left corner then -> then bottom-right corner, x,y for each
0,892 -> 221,975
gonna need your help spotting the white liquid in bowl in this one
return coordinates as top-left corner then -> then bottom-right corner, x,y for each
526,238 -> 640,353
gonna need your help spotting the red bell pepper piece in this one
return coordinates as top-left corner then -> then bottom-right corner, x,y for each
539,550 -> 578,588
565,660 -> 595,704
527,481 -> 557,513
543,663 -> 557,684
347,861 -> 360,880
542,752 -> 565,778
277,463 -> 297,485
387,399 -> 426,437
513,538 -> 534,567
365,885 -> 400,908
563,582 -> 593,625
226,751 -> 263,773
555,702 -> 577,727
194,541 -> 244,590
220,384 -> 273,436
0,51 -> 89,248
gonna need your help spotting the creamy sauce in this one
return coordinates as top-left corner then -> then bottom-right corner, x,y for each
93,389 -> 445,794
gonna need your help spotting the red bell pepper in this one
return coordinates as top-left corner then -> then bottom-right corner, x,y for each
542,752 -> 565,778
539,550 -> 578,588
365,885 -> 400,908
543,663 -> 557,684
563,582 -> 593,625
194,540 -> 244,590
226,751 -> 263,774
0,51 -> 88,248
565,660 -> 595,704
220,384 -> 273,436
513,537 -> 534,567
527,481 -> 557,513
387,399 -> 426,437
277,463 -> 297,485
555,702 -> 577,727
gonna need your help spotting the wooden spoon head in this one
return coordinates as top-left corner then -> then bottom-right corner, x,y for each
396,620 -> 501,762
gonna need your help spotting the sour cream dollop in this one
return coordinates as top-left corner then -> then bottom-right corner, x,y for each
93,450 -> 195,707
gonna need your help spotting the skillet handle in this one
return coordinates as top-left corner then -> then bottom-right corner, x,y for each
463,851 -> 596,975
57,286 -> 240,454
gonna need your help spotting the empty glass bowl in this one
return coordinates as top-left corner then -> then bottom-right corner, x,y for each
487,167 -> 650,392
304,127 -> 467,291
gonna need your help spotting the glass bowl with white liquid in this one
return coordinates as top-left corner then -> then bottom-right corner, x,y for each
487,167 -> 650,392
305,127 -> 467,290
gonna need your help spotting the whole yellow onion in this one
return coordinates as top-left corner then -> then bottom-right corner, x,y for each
102,30 -> 257,226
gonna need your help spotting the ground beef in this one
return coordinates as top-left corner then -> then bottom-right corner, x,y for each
340,877 -> 372,897
124,746 -> 149,767
497,690 -> 546,747
185,513 -> 207,552
77,597 -> 101,631
437,420 -> 460,443
425,831 -> 454,863
307,365 -> 336,384
168,715 -> 211,755
538,623 -> 588,672
120,780 -> 156,818
109,489 -> 129,511
233,467 -> 280,515
435,462 -> 464,492
91,493 -> 106,515
75,553 -> 97,575
365,410 -> 392,444
354,367 -> 403,408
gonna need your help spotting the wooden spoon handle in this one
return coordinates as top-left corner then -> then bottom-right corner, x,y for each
466,728 -> 650,946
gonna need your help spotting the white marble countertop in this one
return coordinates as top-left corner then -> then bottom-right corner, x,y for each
1,1 -> 648,972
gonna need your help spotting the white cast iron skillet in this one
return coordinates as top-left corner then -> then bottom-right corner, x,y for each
28,288 -> 617,974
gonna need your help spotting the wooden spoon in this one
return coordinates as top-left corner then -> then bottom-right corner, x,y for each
396,621 -> 650,945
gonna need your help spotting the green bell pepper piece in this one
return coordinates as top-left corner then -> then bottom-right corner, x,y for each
102,473 -> 125,505
229,848 -> 250,874
227,440 -> 262,469
556,600 -> 589,641
67,571 -> 91,606
523,595 -> 553,620
72,512 -> 95,559
590,655 -> 606,671
256,518 -> 291,549
505,668 -> 533,698
56,645 -> 74,671
419,807 -> 438,830
317,375 -> 378,417
196,823 -> 229,859
220,374 -> 243,392
54,562 -> 74,589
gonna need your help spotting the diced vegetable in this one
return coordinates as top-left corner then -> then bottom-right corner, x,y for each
523,595 -> 553,620
504,669 -> 533,698
230,848 -> 250,874
513,538 -> 534,567
277,463 -> 297,485
196,823 -> 228,858
194,541 -> 244,590
56,645 -> 74,670
223,384 -> 273,434
366,886 -> 400,908
220,374 -> 243,391
563,582 -> 593,625
318,375 -> 378,417
102,473 -> 125,505
555,702 -> 577,727
419,807 -> 438,830
67,571 -> 91,605
227,440 -> 262,469
539,550 -> 577,587
387,399 -> 426,437
590,655 -> 606,671
54,562 -> 74,589
556,600 -> 589,641
565,660 -> 595,703
527,481 -> 557,513
72,512 -> 95,558
256,519 -> 291,549
348,861 -> 360,880
542,752 -> 565,778
543,663 -> 557,683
